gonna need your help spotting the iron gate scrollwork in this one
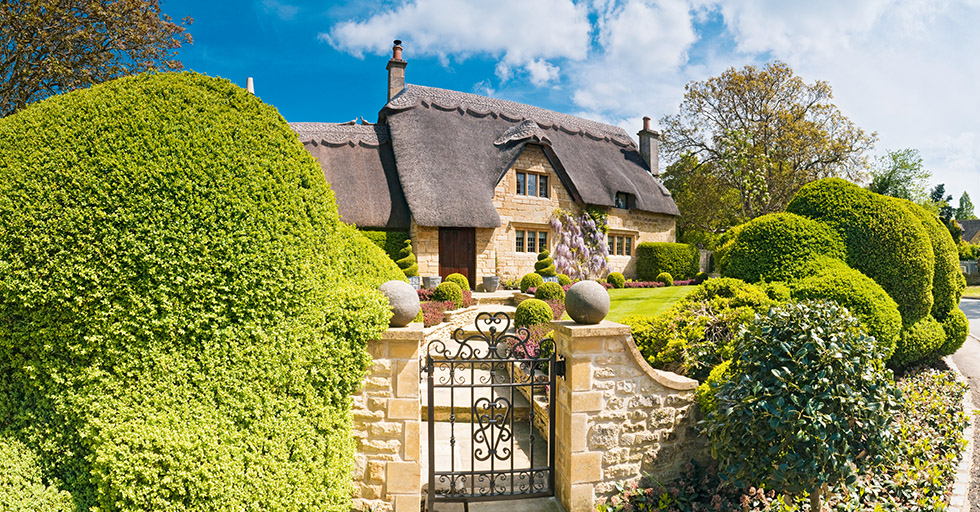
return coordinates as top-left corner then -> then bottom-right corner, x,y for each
422,311 -> 560,509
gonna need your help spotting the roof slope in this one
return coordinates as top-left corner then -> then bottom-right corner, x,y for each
291,123 -> 410,230
382,85 -> 679,228
960,219 -> 980,244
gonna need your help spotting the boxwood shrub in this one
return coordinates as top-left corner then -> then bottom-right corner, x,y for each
0,72 -> 403,511
720,212 -> 847,283
636,242 -> 699,281
656,272 -> 674,286
515,299 -> 554,327
900,199 -> 965,320
892,316 -> 947,367
790,257 -> 902,361
606,272 -> 625,289
445,272 -> 470,291
520,272 -> 544,293
787,178 -> 935,325
433,281 -> 464,308
533,282 -> 565,302
360,230 -> 410,262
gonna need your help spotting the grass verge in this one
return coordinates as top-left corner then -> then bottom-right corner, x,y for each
606,286 -> 695,323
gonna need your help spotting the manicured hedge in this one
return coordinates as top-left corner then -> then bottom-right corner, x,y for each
0,72 -> 403,510
892,316 -> 946,367
790,257 -> 902,360
720,213 -> 847,283
515,299 -> 554,327
360,230 -> 410,262
899,199 -> 965,320
787,178 -> 935,325
636,242 -> 699,281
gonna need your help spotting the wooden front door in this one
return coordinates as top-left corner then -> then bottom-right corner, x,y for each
439,227 -> 476,290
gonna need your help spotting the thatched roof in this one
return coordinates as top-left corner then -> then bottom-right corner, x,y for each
381,85 -> 679,227
960,219 -> 980,244
290,122 -> 410,230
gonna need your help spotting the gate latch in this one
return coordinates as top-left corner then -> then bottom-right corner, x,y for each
553,356 -> 566,379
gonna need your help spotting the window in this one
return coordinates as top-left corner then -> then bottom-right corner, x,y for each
614,192 -> 630,209
516,171 -> 549,198
516,229 -> 548,252
608,234 -> 634,256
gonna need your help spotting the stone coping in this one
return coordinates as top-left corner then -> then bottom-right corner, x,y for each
943,353 -> 975,512
380,323 -> 425,341
553,320 -> 699,391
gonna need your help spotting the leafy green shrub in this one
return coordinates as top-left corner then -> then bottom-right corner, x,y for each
0,437 -> 73,511
720,212 -> 847,282
432,282 -> 464,308
395,239 -> 419,277
360,230 -> 410,261
900,200 -> 965,320
655,272 -> 673,286
636,242 -> 699,280
606,272 -> 625,289
627,278 -> 774,381
790,258 -> 902,360
520,272 -> 544,293
445,272 -> 470,291
534,249 -> 557,277
694,359 -> 731,416
787,178 -> 935,325
892,316 -> 946,367
704,301 -> 901,511
958,240 -> 978,261
515,299 -> 554,327
758,281 -> 791,302
0,72 -> 404,511
534,282 -> 565,302
694,271 -> 709,284
558,273 -> 571,286
939,308 -> 969,357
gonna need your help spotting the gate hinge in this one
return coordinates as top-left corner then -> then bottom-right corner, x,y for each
553,357 -> 566,379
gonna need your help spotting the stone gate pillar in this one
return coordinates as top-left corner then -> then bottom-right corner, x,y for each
552,320 -> 702,511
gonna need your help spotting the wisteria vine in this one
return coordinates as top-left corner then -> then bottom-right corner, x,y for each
549,208 -> 609,280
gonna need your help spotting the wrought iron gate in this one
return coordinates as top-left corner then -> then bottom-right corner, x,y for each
422,312 -> 561,509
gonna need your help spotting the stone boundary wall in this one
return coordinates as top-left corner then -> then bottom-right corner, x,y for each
422,305 -> 481,342
552,320 -> 707,511
350,325 -> 424,512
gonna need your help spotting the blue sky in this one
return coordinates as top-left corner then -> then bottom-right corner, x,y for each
164,0 -> 980,204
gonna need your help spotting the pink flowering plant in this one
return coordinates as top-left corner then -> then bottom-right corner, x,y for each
550,208 -> 609,280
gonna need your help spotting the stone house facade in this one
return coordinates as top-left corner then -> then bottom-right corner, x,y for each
292,42 -> 679,287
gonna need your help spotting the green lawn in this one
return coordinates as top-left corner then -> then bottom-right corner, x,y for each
605,286 -> 695,323
964,286 -> 980,299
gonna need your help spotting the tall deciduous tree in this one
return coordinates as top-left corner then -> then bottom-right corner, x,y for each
0,0 -> 192,117
661,153 -> 742,247
660,61 -> 876,219
956,192 -> 976,220
867,148 -> 931,202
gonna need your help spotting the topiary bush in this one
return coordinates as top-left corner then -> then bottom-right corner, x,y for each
606,272 -> 625,289
720,213 -> 847,283
939,308 -> 969,358
558,273 -> 571,286
445,272 -> 470,291
534,281 -> 566,302
395,239 -> 419,277
432,281 -> 464,308
703,301 -> 901,511
0,72 -> 404,511
790,257 -> 902,361
534,249 -> 557,277
636,242 -> 699,281
694,271 -> 709,284
900,200 -> 965,321
787,178 -> 935,325
360,230 -> 410,262
892,316 -> 947,367
515,298 -> 554,328
656,272 -> 673,286
520,272 -> 544,293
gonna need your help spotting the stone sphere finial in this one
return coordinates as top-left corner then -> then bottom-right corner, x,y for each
379,280 -> 420,327
565,281 -> 610,324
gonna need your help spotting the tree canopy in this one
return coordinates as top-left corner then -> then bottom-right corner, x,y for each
0,0 -> 191,117
957,192 -> 976,221
660,61 -> 875,221
867,148 -> 931,203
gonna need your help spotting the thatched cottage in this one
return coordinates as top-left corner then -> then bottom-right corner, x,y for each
291,41 -> 679,289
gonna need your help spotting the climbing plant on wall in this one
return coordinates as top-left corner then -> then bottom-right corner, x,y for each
550,208 -> 609,280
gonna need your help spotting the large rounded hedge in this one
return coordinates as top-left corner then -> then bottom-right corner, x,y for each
787,178 -> 935,325
790,258 -> 902,360
898,199 -> 965,320
0,72 -> 404,510
720,213 -> 847,283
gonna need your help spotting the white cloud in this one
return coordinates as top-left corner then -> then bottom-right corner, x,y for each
322,0 -> 589,85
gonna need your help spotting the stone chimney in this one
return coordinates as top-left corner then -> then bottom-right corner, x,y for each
637,116 -> 660,176
246,77 -> 254,95
386,40 -> 407,102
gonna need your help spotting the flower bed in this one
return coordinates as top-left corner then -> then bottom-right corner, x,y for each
596,364 -> 969,511
417,289 -> 476,327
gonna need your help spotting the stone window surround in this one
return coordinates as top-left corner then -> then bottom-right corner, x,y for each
515,170 -> 550,198
514,223 -> 551,253
607,230 -> 637,257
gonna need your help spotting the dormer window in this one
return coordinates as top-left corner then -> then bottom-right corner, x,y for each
517,171 -> 549,198
614,192 -> 631,209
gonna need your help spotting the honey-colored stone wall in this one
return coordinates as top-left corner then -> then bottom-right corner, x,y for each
552,321 -> 706,511
351,324 -> 424,512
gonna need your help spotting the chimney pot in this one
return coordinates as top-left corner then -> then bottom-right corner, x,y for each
246,77 -> 254,95
642,116 -> 650,131
392,40 -> 403,61
387,39 -> 407,102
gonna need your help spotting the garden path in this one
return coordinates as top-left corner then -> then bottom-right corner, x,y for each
951,298 -> 980,512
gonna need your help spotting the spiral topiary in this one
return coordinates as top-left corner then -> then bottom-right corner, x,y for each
515,299 -> 555,327
558,274 -> 571,286
396,239 -> 418,277
520,272 -> 544,293
432,282 -> 464,309
607,272 -> 625,289
656,272 -> 674,286
445,272 -> 470,291
534,249 -> 557,277
534,282 -> 566,302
